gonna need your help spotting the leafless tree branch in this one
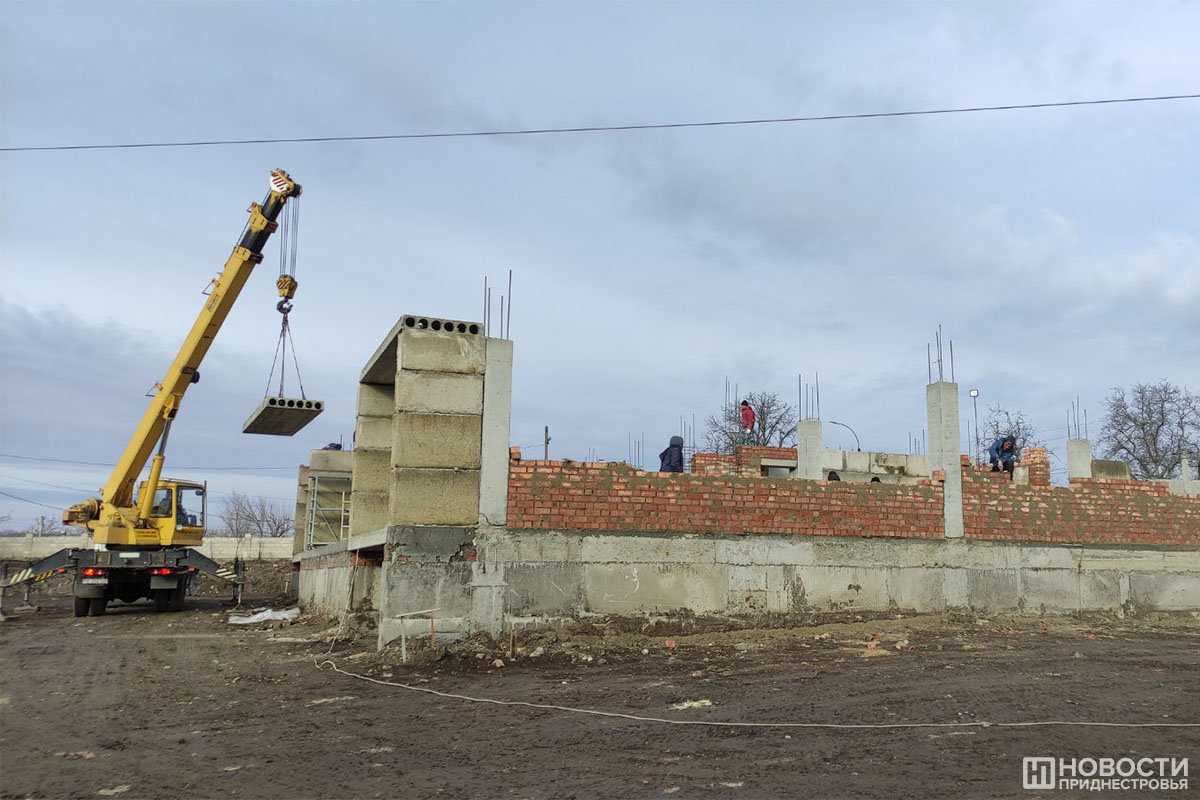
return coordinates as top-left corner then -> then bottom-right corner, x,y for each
1098,380 -> 1199,479
703,391 -> 798,453
216,490 -> 294,538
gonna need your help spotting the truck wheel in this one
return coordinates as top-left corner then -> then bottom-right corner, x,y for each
73,596 -> 90,617
88,597 -> 107,616
168,584 -> 186,612
152,589 -> 170,613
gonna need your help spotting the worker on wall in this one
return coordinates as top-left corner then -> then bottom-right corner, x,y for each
659,436 -> 685,473
740,400 -> 755,445
988,435 -> 1019,478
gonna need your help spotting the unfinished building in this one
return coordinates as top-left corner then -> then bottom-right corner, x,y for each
294,314 -> 1200,648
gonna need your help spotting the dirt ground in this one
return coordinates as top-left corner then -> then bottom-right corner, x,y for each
1,575 -> 1198,800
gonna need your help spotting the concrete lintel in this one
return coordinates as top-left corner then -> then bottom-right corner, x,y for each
296,538 -> 349,561
346,528 -> 389,552
759,457 -> 797,468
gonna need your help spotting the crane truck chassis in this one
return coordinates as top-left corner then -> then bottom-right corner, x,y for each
3,546 -> 243,617
2,169 -> 305,616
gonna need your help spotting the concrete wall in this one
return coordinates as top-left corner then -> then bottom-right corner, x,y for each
0,535 -> 294,562
297,525 -> 1200,646
297,558 -> 379,621
481,529 -> 1199,621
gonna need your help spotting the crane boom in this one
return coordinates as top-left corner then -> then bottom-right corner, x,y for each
66,169 -> 302,547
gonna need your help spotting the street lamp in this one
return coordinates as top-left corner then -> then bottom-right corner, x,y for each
828,420 -> 860,451
969,389 -> 980,464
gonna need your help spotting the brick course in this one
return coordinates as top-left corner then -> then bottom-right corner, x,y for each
508,452 -> 1200,547
508,461 -> 944,538
963,466 -> 1199,546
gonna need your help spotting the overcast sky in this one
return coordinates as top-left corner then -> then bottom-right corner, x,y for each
2,1 -> 1197,527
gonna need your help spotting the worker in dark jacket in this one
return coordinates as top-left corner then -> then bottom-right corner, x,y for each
659,436 -> 685,473
988,435 -> 1018,477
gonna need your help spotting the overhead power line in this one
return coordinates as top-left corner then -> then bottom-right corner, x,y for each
2,93 -> 1196,152
0,490 -> 62,510
0,453 -> 296,471
0,474 -> 92,493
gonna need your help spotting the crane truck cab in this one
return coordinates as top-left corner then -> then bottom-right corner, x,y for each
66,479 -> 207,548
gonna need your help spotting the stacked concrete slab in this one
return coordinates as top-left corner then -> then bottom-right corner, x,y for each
348,315 -> 511,535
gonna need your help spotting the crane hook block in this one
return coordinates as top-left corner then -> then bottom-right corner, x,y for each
242,396 -> 324,436
276,274 -> 298,300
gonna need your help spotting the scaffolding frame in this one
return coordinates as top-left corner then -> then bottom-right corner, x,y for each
304,469 -> 351,549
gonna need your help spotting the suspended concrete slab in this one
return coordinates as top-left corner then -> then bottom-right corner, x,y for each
243,396 -> 324,436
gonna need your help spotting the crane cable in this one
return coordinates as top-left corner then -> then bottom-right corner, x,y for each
263,197 -> 308,400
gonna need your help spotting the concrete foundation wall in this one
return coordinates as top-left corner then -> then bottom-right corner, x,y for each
298,562 -> 379,620
479,530 -> 1199,622
297,526 -> 1199,647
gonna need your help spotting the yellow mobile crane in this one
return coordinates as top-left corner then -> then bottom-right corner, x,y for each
3,170 -> 303,616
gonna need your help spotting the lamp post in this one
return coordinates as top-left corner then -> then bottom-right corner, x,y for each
828,420 -> 860,451
969,389 -> 980,464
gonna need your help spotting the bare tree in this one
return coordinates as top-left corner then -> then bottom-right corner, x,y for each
979,405 -> 1041,458
26,515 -> 70,536
703,391 -> 797,453
1098,380 -> 1199,479
216,491 -> 294,538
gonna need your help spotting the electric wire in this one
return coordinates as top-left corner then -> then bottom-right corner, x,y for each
2,94 -> 1196,152
0,474 -> 93,493
0,453 -> 295,470
0,490 -> 62,510
315,659 -> 1200,731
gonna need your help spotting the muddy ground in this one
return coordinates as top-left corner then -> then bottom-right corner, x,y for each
1,575 -> 1197,800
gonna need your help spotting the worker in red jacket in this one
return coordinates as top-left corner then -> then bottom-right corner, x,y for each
740,400 -> 755,444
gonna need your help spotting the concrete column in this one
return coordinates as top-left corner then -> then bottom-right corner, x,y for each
479,338 -> 513,527
795,420 -> 824,480
1067,438 -> 1093,479
1182,455 -> 1194,482
926,381 -> 964,539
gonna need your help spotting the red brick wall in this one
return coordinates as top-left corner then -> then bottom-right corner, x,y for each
692,447 -> 797,477
692,452 -> 737,476
508,456 -> 1200,547
963,468 -> 1200,546
508,461 -> 944,538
